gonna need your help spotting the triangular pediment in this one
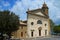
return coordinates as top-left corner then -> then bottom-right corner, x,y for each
35,12 -> 45,17
26,9 -> 49,18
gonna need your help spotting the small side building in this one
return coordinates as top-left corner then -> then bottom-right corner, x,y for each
12,21 -> 27,39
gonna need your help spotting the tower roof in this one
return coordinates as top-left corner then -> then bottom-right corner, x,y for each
42,2 -> 48,8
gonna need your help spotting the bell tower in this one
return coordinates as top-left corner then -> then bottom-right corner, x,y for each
42,2 -> 48,15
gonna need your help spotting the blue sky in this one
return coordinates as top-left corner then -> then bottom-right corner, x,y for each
0,0 -> 60,25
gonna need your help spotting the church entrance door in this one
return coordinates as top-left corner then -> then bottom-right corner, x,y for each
39,30 -> 41,36
38,27 -> 42,36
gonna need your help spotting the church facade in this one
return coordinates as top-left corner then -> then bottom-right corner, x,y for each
26,2 -> 50,37
12,2 -> 50,38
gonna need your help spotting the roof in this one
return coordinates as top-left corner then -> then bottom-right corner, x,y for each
20,20 -> 27,26
41,2 -> 48,9
23,20 -> 27,23
26,8 -> 41,13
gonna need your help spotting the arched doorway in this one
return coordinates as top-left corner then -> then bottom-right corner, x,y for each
38,27 -> 42,36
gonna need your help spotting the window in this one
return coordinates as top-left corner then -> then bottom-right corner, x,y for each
45,24 -> 47,26
31,22 -> 34,25
45,30 -> 47,35
25,31 -> 26,33
37,20 -> 42,24
43,9 -> 45,12
21,32 -> 23,37
31,31 -> 33,37
42,9 -> 45,12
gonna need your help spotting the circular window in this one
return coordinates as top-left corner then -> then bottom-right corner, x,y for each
31,22 -> 34,25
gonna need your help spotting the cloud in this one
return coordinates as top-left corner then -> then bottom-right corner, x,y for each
10,0 -> 60,24
10,0 -> 27,20
46,0 -> 60,24
10,0 -> 44,20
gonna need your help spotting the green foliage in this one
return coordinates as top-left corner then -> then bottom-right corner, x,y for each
0,11 -> 20,35
50,19 -> 60,34
50,19 -> 55,34
53,25 -> 60,33
50,19 -> 55,27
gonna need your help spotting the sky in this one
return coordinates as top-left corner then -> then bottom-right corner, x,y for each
0,0 -> 60,25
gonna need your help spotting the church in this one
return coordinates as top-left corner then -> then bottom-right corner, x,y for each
12,2 -> 50,38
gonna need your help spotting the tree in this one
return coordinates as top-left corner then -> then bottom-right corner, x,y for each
53,25 -> 60,33
0,11 -> 20,39
50,19 -> 55,34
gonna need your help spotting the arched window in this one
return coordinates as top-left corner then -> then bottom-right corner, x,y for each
37,20 -> 42,24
